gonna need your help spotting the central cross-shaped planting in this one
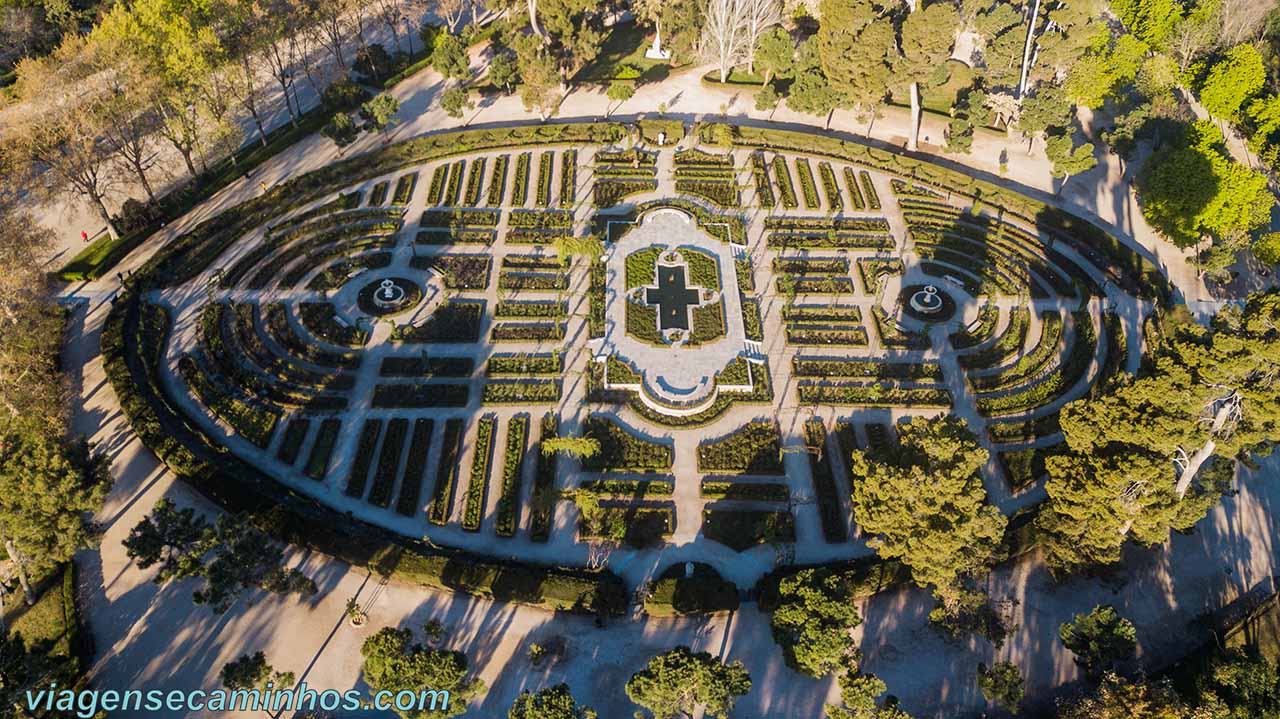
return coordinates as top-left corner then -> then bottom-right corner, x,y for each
645,264 -> 703,331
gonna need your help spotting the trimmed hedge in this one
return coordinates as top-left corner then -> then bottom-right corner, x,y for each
344,419 -> 384,498
481,379 -> 562,404
700,481 -> 789,501
304,419 -> 342,480
426,419 -> 463,523
463,416 -> 497,531
368,418 -> 409,507
645,563 -> 739,617
580,416 -> 673,472
371,383 -> 470,408
391,301 -> 484,343
494,415 -> 529,537
796,382 -> 953,407
277,419 -> 310,465
702,510 -> 795,551
396,419 -> 435,517
579,505 -> 673,548
804,420 -> 848,542
696,422 -> 783,474
529,413 -> 558,542
579,479 -> 674,498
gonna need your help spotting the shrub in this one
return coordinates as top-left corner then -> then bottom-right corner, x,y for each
411,254 -> 491,289
420,208 -> 500,228
379,356 -> 474,377
490,322 -> 565,342
298,303 -> 368,348
594,179 -> 658,207
859,169 -> 881,209
393,171 -> 418,204
818,162 -> 843,210
796,383 -> 953,407
751,153 -> 775,208
794,158 -> 820,209
742,298 -> 764,341
772,155 -> 798,208
791,358 -> 943,381
959,308 -> 1031,369
493,301 -> 566,319
486,154 -> 509,206
487,353 -> 563,376
804,420 -> 848,542
697,422 -> 783,474
178,355 -> 279,449
371,383 -> 469,407
535,151 -> 554,206
512,152 -> 531,205
559,149 -> 577,207
689,302 -> 726,344
625,246 -> 664,289
529,413 -> 559,541
785,327 -> 868,346
579,479 -> 674,497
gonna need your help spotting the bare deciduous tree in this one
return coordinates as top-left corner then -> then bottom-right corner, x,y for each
742,0 -> 781,74
700,0 -> 751,83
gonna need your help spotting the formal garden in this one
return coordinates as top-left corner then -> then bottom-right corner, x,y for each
100,117 -> 1172,621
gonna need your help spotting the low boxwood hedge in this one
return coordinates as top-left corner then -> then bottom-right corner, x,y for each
580,416 -> 672,472
644,563 -> 739,617
696,421 -> 783,474
702,509 -> 795,551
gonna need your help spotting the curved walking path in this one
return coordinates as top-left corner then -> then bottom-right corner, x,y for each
49,47 -> 1276,719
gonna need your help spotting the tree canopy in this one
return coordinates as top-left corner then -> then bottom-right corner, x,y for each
361,626 -> 483,719
625,646 -> 752,719
770,568 -> 862,677
847,416 -> 1007,603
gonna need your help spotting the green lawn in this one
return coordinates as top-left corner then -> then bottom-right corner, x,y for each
574,21 -> 674,84
7,563 -> 82,670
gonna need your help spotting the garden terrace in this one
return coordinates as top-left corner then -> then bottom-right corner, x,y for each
103,120 -> 1157,605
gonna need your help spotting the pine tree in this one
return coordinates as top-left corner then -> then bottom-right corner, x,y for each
625,646 -> 752,719
847,416 -> 1007,605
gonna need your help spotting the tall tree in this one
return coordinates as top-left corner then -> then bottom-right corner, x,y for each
124,500 -> 318,612
1199,43 -> 1266,120
769,568 -> 862,677
847,416 -> 1007,607
508,684 -> 597,719
361,626 -> 483,719
625,646 -> 752,719
898,1 -> 960,151
754,25 -> 793,84
1058,605 -> 1137,678
701,0 -> 751,83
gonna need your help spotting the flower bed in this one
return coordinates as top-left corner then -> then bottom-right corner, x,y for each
343,419 -> 383,497
842,168 -> 866,210
700,481 -> 789,501
949,303 -> 1000,349
742,298 -> 764,341
796,382 -> 953,407
298,303 -> 369,348
490,322 -> 565,342
481,379 -> 562,404
463,158 -> 485,206
265,304 -> 361,370
594,179 -> 658,208
420,208 -> 500,228
502,255 -> 566,270
625,246 -> 664,289
529,413 -> 558,542
791,358 -> 943,381
369,182 -> 389,206
512,152 -> 531,205
427,164 -> 448,204
767,232 -> 893,250
818,162 -> 843,210
304,418 -> 342,480
976,309 -> 1096,416
675,179 -> 740,208
580,416 -> 672,472
393,171 -> 418,204
751,153 -> 776,208
486,154 -> 509,206
795,158 -> 820,209
688,302 -> 726,344
702,510 -> 795,551
859,170 -> 880,209
781,304 -> 862,323
277,419 -> 310,465
871,306 -> 930,350
415,229 -> 496,245
487,353 -> 563,376
536,151 -> 554,206
785,327 -> 869,347
494,301 -> 567,319
462,416 -> 496,531
735,258 -> 755,291
367,417 -> 409,507
425,418 -> 464,523
970,311 -> 1063,392
804,420 -> 848,542
444,160 -> 464,205
494,415 -> 529,537
371,383 -> 470,407
675,148 -> 734,166
397,418 -> 435,517
771,156 -> 798,209
379,356 -> 474,377
775,276 -> 856,295
697,421 -> 783,474
411,254 -> 491,289
958,308 -> 1030,369
179,354 -> 280,448
579,479 -> 674,498
497,272 -> 570,290
391,301 -> 484,343
579,505 -> 673,548
773,257 -> 848,275
559,149 -> 577,208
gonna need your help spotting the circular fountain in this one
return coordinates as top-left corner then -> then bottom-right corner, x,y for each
899,283 -> 957,322
357,276 -> 423,317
